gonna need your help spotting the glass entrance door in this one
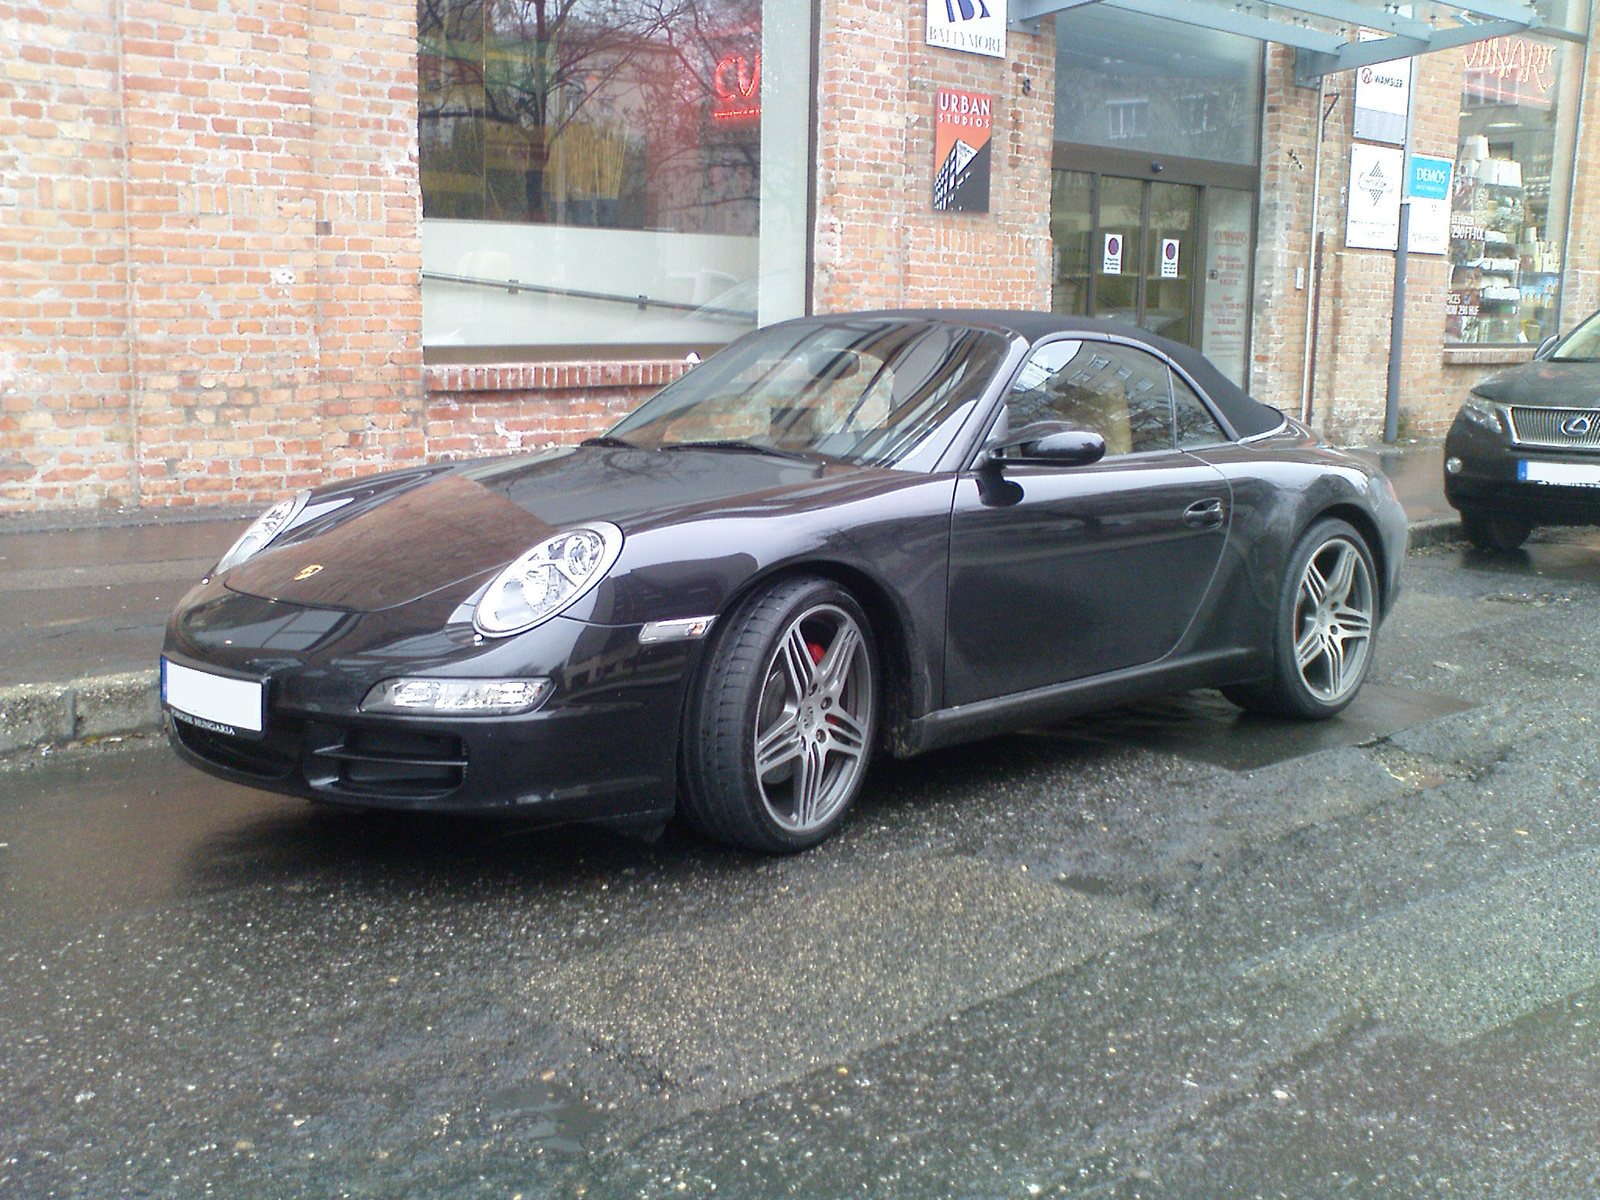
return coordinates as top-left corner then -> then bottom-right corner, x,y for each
1051,166 -> 1253,387
1146,181 -> 1198,346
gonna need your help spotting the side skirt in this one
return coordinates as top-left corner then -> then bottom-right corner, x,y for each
892,646 -> 1261,757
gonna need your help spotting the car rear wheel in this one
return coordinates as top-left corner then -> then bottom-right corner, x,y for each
1458,505 -> 1531,552
1224,518 -> 1377,720
682,576 -> 878,852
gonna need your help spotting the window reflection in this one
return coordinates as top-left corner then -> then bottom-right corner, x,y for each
419,0 -> 759,233
419,0 -> 804,353
1007,342 -> 1180,456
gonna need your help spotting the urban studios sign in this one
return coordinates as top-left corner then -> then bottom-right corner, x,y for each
926,0 -> 1006,58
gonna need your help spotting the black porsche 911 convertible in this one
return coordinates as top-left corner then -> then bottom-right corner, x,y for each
162,311 -> 1407,851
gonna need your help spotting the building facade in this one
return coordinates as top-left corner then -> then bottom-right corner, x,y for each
1,0 -> 1594,512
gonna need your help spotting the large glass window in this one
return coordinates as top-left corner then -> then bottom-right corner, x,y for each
1446,0 -> 1587,346
1053,7 -> 1262,167
419,0 -> 811,358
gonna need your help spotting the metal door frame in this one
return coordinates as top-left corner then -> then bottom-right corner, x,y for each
1052,142 -> 1259,388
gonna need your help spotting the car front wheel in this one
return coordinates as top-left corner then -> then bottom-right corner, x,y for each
682,576 -> 878,852
1458,505 -> 1531,552
1225,518 -> 1377,720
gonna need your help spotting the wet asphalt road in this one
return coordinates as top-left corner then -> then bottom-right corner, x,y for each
5,535 -> 1600,1199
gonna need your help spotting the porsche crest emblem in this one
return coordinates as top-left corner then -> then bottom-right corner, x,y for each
293,564 -> 324,581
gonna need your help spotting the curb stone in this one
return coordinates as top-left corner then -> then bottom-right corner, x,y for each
0,670 -> 160,758
1405,518 -> 1463,552
0,520 -> 1470,761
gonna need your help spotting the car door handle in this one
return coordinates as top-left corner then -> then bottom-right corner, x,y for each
1182,498 -> 1226,530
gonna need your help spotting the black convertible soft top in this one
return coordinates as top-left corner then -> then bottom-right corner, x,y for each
841,309 -> 1287,441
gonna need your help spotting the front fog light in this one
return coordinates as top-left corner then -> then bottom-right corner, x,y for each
360,677 -> 553,716
1446,456 -> 1463,474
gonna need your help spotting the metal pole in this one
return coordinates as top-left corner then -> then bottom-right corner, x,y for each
1299,76 -> 1328,425
1384,66 -> 1419,445
1385,201 -> 1409,444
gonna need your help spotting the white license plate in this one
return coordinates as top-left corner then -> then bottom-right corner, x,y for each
162,658 -> 264,735
1517,459 -> 1600,487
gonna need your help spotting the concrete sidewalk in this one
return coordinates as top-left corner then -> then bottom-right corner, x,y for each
0,442 -> 1456,757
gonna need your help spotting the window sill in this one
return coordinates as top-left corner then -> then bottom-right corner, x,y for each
425,360 -> 692,394
1442,345 -> 1537,367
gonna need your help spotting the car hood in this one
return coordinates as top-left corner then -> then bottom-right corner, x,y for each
1472,360 -> 1600,409
222,445 -> 888,611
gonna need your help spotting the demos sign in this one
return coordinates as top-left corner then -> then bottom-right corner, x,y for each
1406,154 -> 1453,255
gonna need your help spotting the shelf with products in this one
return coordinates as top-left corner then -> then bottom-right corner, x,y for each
1445,157 -> 1561,347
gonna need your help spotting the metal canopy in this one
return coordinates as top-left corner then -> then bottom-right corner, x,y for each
1010,0 -> 1543,85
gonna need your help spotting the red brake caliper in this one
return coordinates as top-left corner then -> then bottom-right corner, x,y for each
807,641 -> 844,727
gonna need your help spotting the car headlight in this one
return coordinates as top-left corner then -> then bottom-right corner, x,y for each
474,523 -> 624,636
361,677 -> 553,716
215,490 -> 310,574
1458,393 -> 1505,434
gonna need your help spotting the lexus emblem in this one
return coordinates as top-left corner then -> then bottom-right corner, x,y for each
1562,415 -> 1594,437
293,564 -> 324,580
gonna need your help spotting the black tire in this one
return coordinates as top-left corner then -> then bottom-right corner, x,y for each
1458,505 -> 1531,552
1223,518 -> 1378,720
681,576 -> 878,853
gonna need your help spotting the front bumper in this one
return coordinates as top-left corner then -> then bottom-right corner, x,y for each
1444,415 -> 1600,526
161,581 -> 699,823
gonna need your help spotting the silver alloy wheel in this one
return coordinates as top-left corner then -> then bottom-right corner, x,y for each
751,602 -> 874,834
1292,534 -> 1375,704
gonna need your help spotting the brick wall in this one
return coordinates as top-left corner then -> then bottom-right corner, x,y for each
1,0 -> 424,515
1254,33 -> 1600,447
0,0 -> 135,506
1254,47 -> 1462,444
812,1 -> 1054,313
424,362 -> 688,458
11,0 -> 1600,513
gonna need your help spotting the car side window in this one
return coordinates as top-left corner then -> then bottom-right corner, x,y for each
1005,340 -> 1175,456
1172,373 -> 1226,448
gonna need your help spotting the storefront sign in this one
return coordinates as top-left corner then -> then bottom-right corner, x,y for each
926,0 -> 1006,58
933,89 -> 992,213
1464,35 -> 1556,108
1103,233 -> 1124,275
1405,153 -> 1453,255
1352,36 -> 1411,145
712,54 -> 761,123
1346,143 -> 1404,251
1160,238 -> 1180,278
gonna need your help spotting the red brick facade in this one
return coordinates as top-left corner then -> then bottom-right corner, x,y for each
812,4 -> 1055,314
424,362 -> 687,459
1,0 -> 425,513
1254,40 -> 1600,444
4,0 -> 1599,512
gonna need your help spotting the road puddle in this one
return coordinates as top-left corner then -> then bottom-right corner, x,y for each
1029,684 -> 1475,771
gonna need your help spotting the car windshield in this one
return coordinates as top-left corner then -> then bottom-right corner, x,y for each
607,319 -> 1011,469
1551,310 -> 1600,361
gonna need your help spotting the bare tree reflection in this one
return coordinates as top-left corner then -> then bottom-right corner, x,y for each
419,0 -> 760,233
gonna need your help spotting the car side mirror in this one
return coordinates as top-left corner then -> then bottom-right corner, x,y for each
981,421 -> 1107,468
1533,334 -> 1559,360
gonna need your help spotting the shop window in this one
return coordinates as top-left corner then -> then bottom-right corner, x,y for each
1447,10 -> 1584,346
418,0 -> 810,358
